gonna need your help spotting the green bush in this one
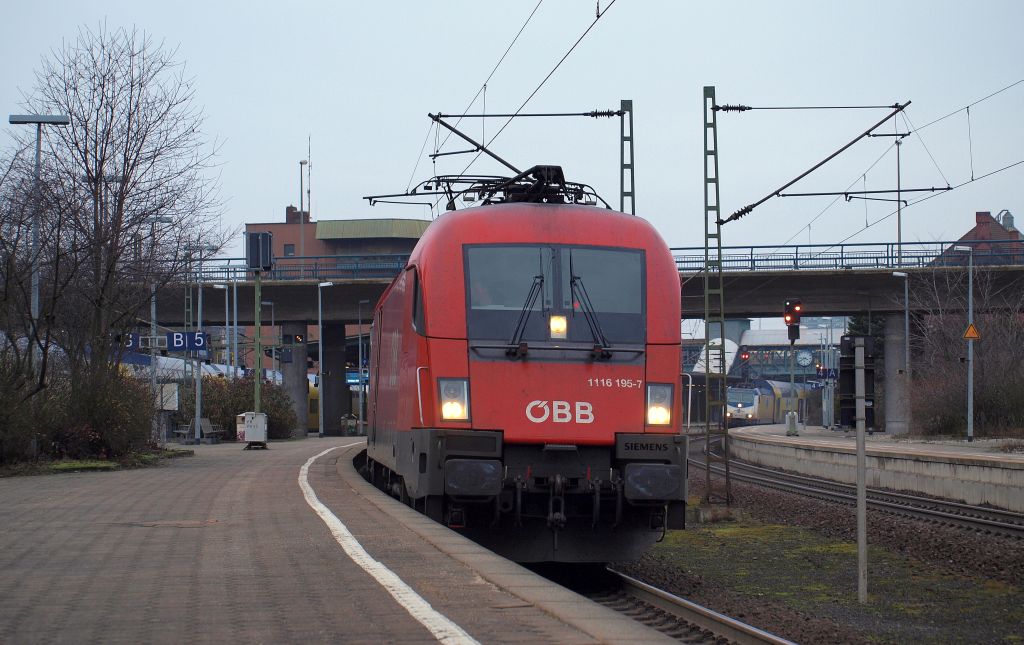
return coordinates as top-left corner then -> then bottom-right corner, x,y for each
0,363 -> 154,464
177,376 -> 298,440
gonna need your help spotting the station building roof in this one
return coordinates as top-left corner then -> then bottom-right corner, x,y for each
316,219 -> 431,240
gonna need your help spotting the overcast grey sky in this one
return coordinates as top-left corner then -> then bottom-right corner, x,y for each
3,1 -> 1022,261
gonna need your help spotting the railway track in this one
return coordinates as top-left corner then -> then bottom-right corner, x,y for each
688,440 -> 1024,539
588,568 -> 796,644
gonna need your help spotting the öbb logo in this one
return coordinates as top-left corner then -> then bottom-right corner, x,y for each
525,400 -> 594,424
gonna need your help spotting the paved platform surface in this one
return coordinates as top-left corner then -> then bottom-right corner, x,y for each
729,423 -> 1024,466
0,439 -> 672,644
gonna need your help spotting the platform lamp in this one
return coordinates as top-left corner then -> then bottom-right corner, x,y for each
358,298 -> 370,433
213,284 -> 229,373
9,114 -> 70,372
953,245 -> 975,442
317,282 -> 334,437
145,215 -> 173,441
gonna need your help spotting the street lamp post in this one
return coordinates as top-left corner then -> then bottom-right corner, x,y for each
317,282 -> 334,438
188,244 -> 216,445
261,300 -> 275,379
214,284 -> 229,373
358,299 -> 370,433
145,216 -> 172,441
8,114 -> 71,371
299,160 -> 308,260
232,269 -> 239,378
954,245 -> 975,441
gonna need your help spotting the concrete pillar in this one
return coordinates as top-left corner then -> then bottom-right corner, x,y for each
281,322 -> 308,439
884,314 -> 909,435
322,322 -> 353,436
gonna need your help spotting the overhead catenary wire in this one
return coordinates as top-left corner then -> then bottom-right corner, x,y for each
718,157 -> 1024,305
830,158 -> 1024,247
967,106 -> 975,181
899,111 -> 950,187
729,81 -> 1020,249
721,102 -> 910,224
426,0 -> 619,212
910,78 -> 1023,132
436,0 -> 545,153
458,0 -> 619,175
776,80 -> 1020,248
404,0 -> 544,193
718,82 -> 1024,306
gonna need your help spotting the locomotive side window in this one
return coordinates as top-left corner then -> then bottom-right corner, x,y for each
465,244 -> 644,345
411,267 -> 425,335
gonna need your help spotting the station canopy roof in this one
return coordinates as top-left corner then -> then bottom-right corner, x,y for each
316,218 -> 430,240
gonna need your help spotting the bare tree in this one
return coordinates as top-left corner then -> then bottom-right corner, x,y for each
910,267 -> 1024,435
0,24 -> 226,460
18,23 -> 226,378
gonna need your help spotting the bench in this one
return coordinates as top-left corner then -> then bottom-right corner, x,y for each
174,418 -> 224,444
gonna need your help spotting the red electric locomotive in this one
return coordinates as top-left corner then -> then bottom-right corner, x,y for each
365,167 -> 687,562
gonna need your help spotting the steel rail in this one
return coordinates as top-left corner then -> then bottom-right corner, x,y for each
688,451 -> 1024,539
603,568 -> 797,645
728,459 -> 1024,526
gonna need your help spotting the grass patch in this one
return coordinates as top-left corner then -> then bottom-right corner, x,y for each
0,447 -> 192,478
49,459 -> 118,472
649,513 -> 1024,643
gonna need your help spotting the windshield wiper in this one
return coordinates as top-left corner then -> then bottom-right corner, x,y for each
570,273 -> 612,360
505,274 -> 544,358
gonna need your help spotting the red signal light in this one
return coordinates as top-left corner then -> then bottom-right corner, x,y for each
784,298 -> 803,326
740,351 -> 750,360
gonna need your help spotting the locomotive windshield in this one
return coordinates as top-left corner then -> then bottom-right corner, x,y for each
464,244 -> 645,345
728,389 -> 757,406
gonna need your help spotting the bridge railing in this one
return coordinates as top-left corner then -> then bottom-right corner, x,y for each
181,254 -> 411,283
673,239 -> 1024,272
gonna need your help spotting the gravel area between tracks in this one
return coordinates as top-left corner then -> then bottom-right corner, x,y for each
616,473 -> 1024,644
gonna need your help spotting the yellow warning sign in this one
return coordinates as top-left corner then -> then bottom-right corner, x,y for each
964,323 -> 981,340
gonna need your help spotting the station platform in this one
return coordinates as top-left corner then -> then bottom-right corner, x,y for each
0,438 -> 673,644
726,424 -> 1024,512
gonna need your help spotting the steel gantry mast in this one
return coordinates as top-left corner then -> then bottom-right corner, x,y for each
620,99 -> 635,214
702,86 -> 731,504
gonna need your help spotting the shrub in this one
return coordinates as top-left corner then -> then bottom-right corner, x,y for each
177,376 -> 298,440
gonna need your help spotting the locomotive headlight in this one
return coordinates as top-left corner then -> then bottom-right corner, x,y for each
549,314 -> 567,339
438,378 -> 470,421
646,383 -> 673,426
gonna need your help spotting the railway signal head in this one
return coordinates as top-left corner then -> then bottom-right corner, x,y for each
739,351 -> 750,361
784,299 -> 803,326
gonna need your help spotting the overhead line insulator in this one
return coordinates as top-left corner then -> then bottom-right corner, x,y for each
714,104 -> 752,112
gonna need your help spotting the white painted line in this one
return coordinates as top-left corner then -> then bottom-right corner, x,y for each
299,446 -> 480,645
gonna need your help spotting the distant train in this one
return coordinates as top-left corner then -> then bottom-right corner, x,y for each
726,380 -> 811,425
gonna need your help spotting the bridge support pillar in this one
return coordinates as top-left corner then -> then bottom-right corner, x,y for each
322,323 -> 352,436
281,322 -> 308,439
884,314 -> 910,435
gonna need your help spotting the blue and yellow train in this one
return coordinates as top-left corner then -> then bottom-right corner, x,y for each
726,379 -> 811,425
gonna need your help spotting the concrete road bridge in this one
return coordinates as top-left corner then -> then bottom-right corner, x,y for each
151,240 -> 1024,436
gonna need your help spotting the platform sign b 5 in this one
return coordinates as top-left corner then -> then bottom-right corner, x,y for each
166,331 -> 208,352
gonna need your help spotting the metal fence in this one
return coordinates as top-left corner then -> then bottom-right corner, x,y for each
184,254 -> 411,283
173,241 -> 1024,283
672,240 -> 1024,272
